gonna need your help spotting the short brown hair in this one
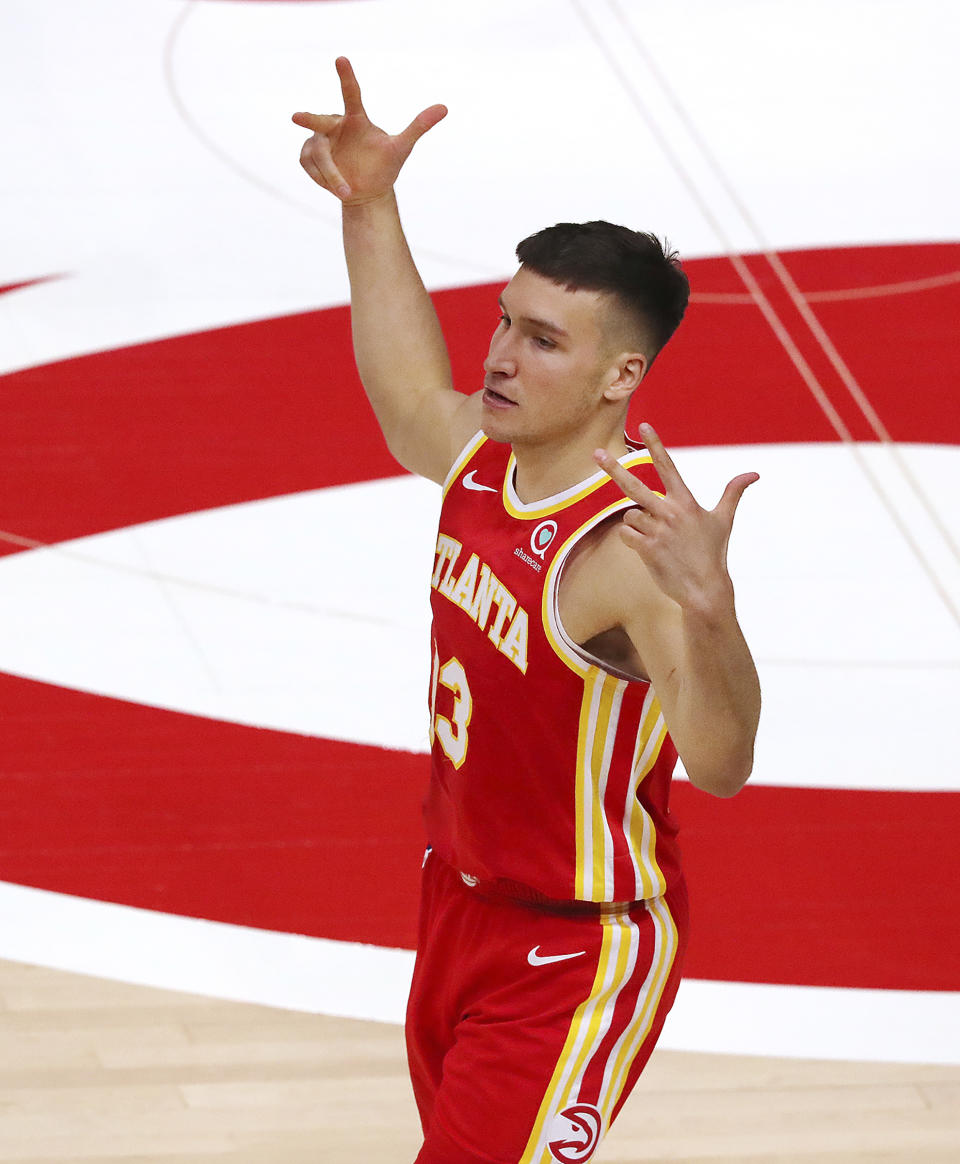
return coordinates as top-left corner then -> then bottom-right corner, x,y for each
515,221 -> 689,366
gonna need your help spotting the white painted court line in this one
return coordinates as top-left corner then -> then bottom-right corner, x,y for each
1,880 -> 957,1064
1,447 -> 956,787
573,0 -> 960,628
5,0 -> 958,375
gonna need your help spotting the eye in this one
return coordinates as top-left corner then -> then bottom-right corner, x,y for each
535,336 -> 556,350
497,312 -> 510,327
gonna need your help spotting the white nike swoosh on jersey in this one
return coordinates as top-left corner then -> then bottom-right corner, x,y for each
463,470 -> 497,492
527,946 -> 587,967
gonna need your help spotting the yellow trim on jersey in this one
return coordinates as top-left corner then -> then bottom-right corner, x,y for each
575,671 -> 626,900
440,430 -> 488,499
503,449 -> 653,520
625,690 -> 670,900
541,499 -> 637,679
574,675 -> 598,898
628,726 -> 669,899
547,497 -> 673,904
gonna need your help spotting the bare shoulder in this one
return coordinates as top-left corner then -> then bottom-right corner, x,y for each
403,389 -> 485,484
446,390 -> 486,468
560,516 -> 670,640
559,517 -> 682,685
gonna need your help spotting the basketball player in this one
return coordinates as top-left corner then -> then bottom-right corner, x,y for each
294,58 -> 760,1164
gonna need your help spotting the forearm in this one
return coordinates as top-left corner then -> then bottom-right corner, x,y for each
670,589 -> 761,798
342,193 -> 453,460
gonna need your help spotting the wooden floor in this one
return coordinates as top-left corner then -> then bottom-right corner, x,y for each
0,958 -> 957,1162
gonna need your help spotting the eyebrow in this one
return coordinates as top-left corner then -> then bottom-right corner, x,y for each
498,295 -> 569,339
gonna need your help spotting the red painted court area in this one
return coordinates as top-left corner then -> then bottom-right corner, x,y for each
2,244 -> 958,553
2,671 -> 958,992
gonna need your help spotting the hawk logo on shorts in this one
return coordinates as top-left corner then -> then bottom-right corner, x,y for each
547,1102 -> 603,1162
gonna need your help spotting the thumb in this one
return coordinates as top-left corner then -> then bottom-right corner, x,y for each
717,472 -> 759,522
399,103 -> 448,149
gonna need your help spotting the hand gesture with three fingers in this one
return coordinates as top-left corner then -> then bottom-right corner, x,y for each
595,425 -> 759,615
292,57 -> 447,205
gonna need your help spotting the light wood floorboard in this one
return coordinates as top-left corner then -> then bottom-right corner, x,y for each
0,959 -> 957,1161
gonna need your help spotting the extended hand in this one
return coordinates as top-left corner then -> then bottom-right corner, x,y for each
292,57 -> 447,204
594,425 -> 758,614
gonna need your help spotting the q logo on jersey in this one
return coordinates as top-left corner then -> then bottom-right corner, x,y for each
548,1102 -> 603,1162
530,520 -> 558,560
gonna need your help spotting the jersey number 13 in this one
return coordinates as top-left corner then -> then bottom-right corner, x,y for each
429,642 -> 473,769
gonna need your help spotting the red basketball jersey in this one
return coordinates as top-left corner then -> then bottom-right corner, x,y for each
425,432 -> 683,904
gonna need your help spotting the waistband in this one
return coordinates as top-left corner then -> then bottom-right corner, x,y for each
447,860 -> 640,918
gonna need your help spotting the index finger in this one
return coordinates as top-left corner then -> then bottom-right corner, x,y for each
637,422 -> 688,495
593,448 -> 663,509
336,56 -> 365,115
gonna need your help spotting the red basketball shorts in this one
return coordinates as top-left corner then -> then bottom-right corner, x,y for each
406,852 -> 689,1163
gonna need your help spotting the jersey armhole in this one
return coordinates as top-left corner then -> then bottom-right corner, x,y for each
441,430 -> 488,498
544,502 -> 652,685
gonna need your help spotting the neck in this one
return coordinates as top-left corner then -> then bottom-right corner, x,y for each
511,432 -> 631,504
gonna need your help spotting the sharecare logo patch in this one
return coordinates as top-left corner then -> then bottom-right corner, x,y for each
531,519 -> 558,559
548,1102 -> 603,1162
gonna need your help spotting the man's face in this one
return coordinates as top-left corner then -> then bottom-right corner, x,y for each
481,267 -> 621,447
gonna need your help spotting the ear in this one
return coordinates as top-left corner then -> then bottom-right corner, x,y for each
602,354 -> 647,403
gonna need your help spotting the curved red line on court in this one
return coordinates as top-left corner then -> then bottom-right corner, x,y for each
0,243 -> 956,557
0,275 -> 63,297
0,671 -> 957,991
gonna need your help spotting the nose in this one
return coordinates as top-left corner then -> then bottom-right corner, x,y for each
484,327 -> 517,378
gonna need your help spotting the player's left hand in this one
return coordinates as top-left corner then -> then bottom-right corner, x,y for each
594,424 -> 759,615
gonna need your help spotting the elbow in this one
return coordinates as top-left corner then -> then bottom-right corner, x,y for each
684,751 -> 754,800
697,773 -> 749,799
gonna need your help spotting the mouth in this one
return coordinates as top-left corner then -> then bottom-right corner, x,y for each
482,384 -> 517,409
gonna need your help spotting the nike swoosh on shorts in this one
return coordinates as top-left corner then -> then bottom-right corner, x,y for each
527,946 -> 587,967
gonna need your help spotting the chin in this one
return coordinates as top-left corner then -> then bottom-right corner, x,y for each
480,421 -> 512,444
479,410 -> 515,443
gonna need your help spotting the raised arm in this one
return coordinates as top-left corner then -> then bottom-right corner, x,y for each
293,58 -> 482,483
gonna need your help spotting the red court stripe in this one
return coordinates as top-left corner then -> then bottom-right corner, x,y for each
1,243 -> 956,557
674,781 -> 960,991
0,673 -> 427,952
1,672 -> 956,990
0,305 -> 398,557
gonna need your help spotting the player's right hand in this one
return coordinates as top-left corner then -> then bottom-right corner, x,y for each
292,57 -> 447,205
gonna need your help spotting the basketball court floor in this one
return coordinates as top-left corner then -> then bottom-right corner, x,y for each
1,0 -> 958,1159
